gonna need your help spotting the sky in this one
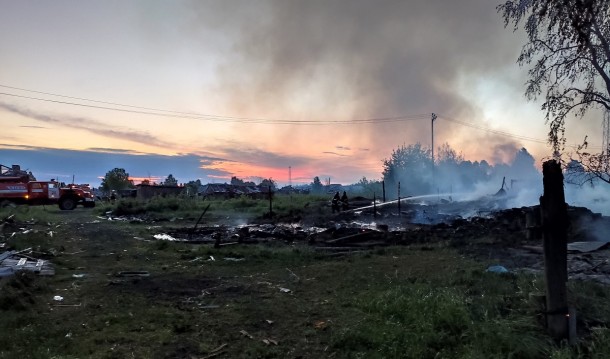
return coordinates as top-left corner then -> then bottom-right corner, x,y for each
0,0 -> 607,187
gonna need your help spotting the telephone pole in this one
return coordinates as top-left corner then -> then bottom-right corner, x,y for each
431,113 -> 437,189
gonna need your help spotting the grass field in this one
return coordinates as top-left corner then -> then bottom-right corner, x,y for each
1,201 -> 610,358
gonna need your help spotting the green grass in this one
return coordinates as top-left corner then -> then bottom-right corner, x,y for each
3,209 -> 610,358
0,204 -> 58,224
97,193 -> 331,222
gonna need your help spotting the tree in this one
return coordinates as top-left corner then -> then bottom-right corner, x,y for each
498,0 -> 610,182
231,176 -> 245,186
511,147 -> 540,180
436,143 -> 464,166
260,178 -> 276,191
141,179 -> 151,185
185,179 -> 202,196
570,139 -> 610,184
356,176 -> 383,197
311,176 -> 324,193
382,143 -> 433,197
163,174 -> 178,186
100,168 -> 134,192
231,176 -> 255,186
499,0 -> 610,149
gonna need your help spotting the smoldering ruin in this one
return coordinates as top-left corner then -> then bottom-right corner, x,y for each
136,181 -> 610,286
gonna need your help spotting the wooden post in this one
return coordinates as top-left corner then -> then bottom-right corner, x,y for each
382,181 -> 386,203
397,182 -> 401,216
540,159 -> 570,341
268,186 -> 273,218
373,193 -> 377,219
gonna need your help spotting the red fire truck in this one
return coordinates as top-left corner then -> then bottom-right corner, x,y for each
0,164 -> 95,210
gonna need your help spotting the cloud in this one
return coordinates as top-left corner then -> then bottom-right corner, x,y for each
213,143 -> 312,168
0,101 -> 178,150
87,147 -> 146,155
335,146 -> 351,151
0,145 -> 229,186
322,151 -> 348,157
19,125 -> 47,129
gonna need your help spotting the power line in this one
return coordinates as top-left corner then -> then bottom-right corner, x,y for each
437,114 -> 602,150
0,86 -> 429,125
1,84 -> 602,148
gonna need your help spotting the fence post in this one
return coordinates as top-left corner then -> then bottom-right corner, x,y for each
540,159 -> 570,341
382,181 -> 386,203
397,182 -> 401,216
373,192 -> 377,219
268,186 -> 273,217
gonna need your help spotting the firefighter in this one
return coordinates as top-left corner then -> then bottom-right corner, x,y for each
341,191 -> 349,211
331,192 -> 340,213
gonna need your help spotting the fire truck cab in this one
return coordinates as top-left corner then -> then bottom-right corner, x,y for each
0,164 -> 95,210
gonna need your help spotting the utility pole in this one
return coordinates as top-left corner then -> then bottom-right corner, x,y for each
288,166 -> 292,202
431,113 -> 437,191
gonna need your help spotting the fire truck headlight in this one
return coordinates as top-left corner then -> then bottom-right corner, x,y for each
25,194 -> 29,199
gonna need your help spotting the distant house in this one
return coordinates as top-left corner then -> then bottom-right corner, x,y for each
325,184 -> 343,194
199,184 -> 267,199
136,184 -> 184,199
199,184 -> 232,199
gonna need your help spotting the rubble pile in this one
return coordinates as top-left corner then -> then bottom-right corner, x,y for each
0,214 -> 56,277
151,200 -> 610,284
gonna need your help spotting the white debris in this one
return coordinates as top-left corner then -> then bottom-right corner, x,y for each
53,295 -> 64,302
153,233 -> 178,241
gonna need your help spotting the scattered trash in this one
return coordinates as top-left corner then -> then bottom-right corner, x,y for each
209,256 -> 215,261
65,332 -> 72,338
53,295 -> 64,302
223,257 -> 244,262
201,343 -> 227,359
117,271 -> 150,278
72,274 -> 87,278
262,338 -> 278,346
153,233 -> 178,241
314,320 -> 328,330
568,241 -> 609,253
286,268 -> 300,282
0,250 -> 55,276
486,265 -> 509,274
265,319 -> 274,325
279,287 -> 291,293
239,330 -> 254,339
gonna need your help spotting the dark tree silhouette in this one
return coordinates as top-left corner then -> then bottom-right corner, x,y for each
100,168 -> 134,191
499,0 -> 610,184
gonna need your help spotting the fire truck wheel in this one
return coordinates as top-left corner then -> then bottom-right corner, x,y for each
59,197 -> 77,210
